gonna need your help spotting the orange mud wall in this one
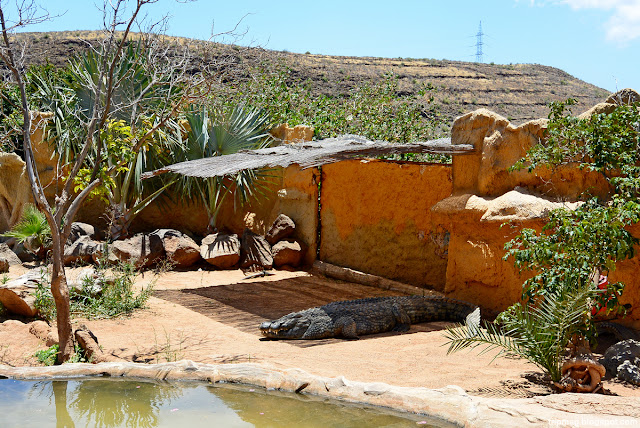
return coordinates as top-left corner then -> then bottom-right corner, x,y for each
438,94 -> 640,329
319,159 -> 451,291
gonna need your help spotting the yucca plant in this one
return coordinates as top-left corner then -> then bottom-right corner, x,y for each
175,104 -> 276,230
444,283 -> 598,383
3,204 -> 52,259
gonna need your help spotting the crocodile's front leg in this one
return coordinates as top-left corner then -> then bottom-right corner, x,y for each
335,317 -> 359,339
391,303 -> 411,332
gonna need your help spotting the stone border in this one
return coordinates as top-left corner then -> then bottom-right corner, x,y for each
0,361 -> 638,427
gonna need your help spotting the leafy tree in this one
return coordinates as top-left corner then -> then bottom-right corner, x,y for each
506,99 -> 640,329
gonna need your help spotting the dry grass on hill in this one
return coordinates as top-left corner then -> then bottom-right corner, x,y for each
13,31 -> 610,126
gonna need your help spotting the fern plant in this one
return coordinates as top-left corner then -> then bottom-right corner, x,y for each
444,283 -> 597,382
3,204 -> 52,258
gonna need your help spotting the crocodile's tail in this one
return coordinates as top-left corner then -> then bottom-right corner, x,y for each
596,321 -> 639,342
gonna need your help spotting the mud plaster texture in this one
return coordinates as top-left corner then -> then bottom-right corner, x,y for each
320,159 -> 451,291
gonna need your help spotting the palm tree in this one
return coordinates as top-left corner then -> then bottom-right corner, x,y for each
3,204 -> 51,259
175,105 -> 275,231
443,283 -> 597,383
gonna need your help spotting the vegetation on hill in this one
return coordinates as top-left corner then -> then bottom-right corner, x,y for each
13,31 -> 610,127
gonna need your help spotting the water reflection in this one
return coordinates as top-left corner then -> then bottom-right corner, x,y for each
53,381 -> 74,428
0,378 -> 444,427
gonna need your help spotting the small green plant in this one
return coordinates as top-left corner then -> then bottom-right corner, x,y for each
152,328 -> 184,363
35,343 -> 87,366
71,260 -> 153,319
34,280 -> 56,321
3,204 -> 51,258
35,344 -> 59,366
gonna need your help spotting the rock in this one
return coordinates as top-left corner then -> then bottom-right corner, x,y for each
200,233 -> 241,269
28,320 -> 50,340
109,233 -> 165,269
601,339 -> 640,376
0,285 -> 38,317
451,108 -> 610,199
269,123 -> 314,145
151,229 -> 201,269
266,214 -> 296,245
272,239 -> 306,268
0,153 -> 33,234
67,266 -> 105,296
617,360 -> 640,385
64,235 -> 101,265
67,222 -> 96,244
28,320 -> 58,347
75,325 -> 120,363
91,243 -> 120,265
240,229 -> 273,270
11,241 -> 36,262
0,242 -> 21,267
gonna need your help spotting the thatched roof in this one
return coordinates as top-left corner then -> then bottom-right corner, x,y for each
143,135 -> 474,179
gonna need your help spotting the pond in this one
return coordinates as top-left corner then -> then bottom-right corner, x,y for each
0,378 -> 453,427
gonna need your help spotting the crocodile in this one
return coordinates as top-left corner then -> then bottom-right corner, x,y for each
259,295 -> 480,340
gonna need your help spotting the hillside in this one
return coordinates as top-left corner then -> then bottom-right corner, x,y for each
14,31 -> 610,127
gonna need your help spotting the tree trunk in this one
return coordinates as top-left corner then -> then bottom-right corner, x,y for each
50,248 -> 74,363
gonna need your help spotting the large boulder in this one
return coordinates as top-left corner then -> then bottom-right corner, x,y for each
0,242 -> 22,268
151,229 -> 201,269
240,229 -> 273,270
200,233 -> 241,269
67,222 -> 96,244
0,271 -> 43,317
64,235 -> 101,265
272,239 -> 306,268
601,339 -> 640,376
109,233 -> 165,268
265,214 -> 296,245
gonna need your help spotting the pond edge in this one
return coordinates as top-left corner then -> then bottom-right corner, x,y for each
0,360 -> 637,427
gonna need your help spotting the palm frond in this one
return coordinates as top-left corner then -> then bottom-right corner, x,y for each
443,284 -> 597,382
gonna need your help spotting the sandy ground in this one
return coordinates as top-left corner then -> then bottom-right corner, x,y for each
1,265 -> 639,398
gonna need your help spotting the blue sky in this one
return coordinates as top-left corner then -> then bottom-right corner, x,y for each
7,0 -> 640,92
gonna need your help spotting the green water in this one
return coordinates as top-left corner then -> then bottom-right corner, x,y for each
0,378 -> 452,427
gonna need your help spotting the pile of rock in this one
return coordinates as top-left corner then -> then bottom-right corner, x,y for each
2,214 -> 307,273
200,214 -> 306,271
0,214 -> 307,317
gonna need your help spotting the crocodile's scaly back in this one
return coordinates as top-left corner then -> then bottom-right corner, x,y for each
259,295 -> 478,340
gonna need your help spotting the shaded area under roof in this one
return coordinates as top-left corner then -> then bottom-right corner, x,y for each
143,135 -> 474,179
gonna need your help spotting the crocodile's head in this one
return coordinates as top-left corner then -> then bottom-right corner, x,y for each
260,308 -> 331,340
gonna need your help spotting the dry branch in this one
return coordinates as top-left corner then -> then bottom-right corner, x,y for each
144,135 -> 474,179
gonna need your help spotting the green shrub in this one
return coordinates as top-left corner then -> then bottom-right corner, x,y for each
34,260 -> 153,321
35,343 -> 87,365
210,62 -> 446,162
